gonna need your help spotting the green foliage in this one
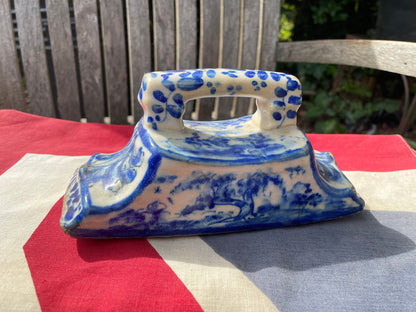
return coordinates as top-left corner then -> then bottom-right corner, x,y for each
302,88 -> 400,134
281,0 -> 378,40
279,2 -> 296,41
310,0 -> 350,25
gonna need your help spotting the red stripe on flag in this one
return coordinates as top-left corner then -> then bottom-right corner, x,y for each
23,198 -> 203,312
307,134 -> 416,172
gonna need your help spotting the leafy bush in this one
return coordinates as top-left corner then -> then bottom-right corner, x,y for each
278,0 -> 413,137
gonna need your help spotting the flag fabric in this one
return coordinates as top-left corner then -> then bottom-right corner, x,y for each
1,109 -> 415,312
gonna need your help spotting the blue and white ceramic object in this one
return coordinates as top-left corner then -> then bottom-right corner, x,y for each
61,69 -> 364,238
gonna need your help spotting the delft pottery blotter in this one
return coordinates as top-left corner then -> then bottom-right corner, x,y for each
61,69 -> 364,238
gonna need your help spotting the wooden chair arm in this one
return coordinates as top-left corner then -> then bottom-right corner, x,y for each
276,39 -> 416,77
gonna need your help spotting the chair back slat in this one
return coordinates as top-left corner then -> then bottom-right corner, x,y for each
175,0 -> 198,70
196,0 -> 221,121
14,0 -> 54,117
234,0 -> 262,118
153,0 -> 176,71
73,0 -> 105,123
100,0 -> 129,124
260,0 -> 280,70
215,0 -> 241,120
46,0 -> 81,121
0,0 -> 25,110
127,0 -> 152,124
176,0 -> 198,120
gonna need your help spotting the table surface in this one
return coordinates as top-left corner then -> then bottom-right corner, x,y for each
1,109 -> 416,312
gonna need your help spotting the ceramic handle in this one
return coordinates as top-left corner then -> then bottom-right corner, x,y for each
139,69 -> 302,131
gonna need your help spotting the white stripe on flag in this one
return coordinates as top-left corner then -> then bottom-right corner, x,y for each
0,154 -> 89,311
149,236 -> 279,312
345,170 -> 416,212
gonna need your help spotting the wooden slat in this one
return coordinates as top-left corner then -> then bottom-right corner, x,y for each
100,0 -> 129,124
176,0 -> 198,120
153,0 -> 175,71
14,0 -> 54,117
126,0 -> 151,123
260,0 -> 280,70
276,40 -> 416,78
235,0 -> 260,118
73,0 -> 105,122
176,0 -> 197,69
0,0 -> 25,110
46,0 -> 81,121
217,0 -> 240,120
198,0 -> 221,121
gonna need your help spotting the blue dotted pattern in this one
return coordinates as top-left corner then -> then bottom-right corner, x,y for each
139,69 -> 302,131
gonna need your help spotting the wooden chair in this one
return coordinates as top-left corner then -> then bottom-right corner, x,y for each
1,0 -> 416,131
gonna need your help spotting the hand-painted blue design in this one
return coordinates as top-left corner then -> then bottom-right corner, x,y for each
221,70 -> 239,78
285,166 -> 306,178
62,69 -> 364,238
273,112 -> 282,121
108,201 -> 169,229
140,69 -> 302,131
206,69 -> 216,78
275,87 -> 288,98
63,175 -> 82,222
273,100 -> 285,107
288,95 -> 301,105
153,90 -> 167,102
152,104 -> 164,114
257,71 -> 268,80
155,175 -> 178,184
61,121 -> 162,232
287,110 -> 297,119
69,154 -> 363,237
180,131 -> 289,160
270,72 -> 281,81
287,79 -> 300,91
244,71 -> 256,78
162,79 -> 175,92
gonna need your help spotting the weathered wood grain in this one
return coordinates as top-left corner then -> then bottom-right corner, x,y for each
176,0 -> 197,69
153,0 -> 175,71
276,40 -> 416,77
217,0 -> 240,120
100,0 -> 129,124
198,0 -> 221,121
14,0 -> 54,117
0,0 -> 25,110
176,0 -> 198,120
46,0 -> 81,121
73,0 -> 105,122
260,0 -> 280,70
235,0 -> 260,118
126,0 -> 151,122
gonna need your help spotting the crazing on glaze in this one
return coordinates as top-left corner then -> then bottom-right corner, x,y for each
61,69 -> 364,238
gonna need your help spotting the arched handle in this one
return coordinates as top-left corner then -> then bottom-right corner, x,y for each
138,69 -> 302,131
